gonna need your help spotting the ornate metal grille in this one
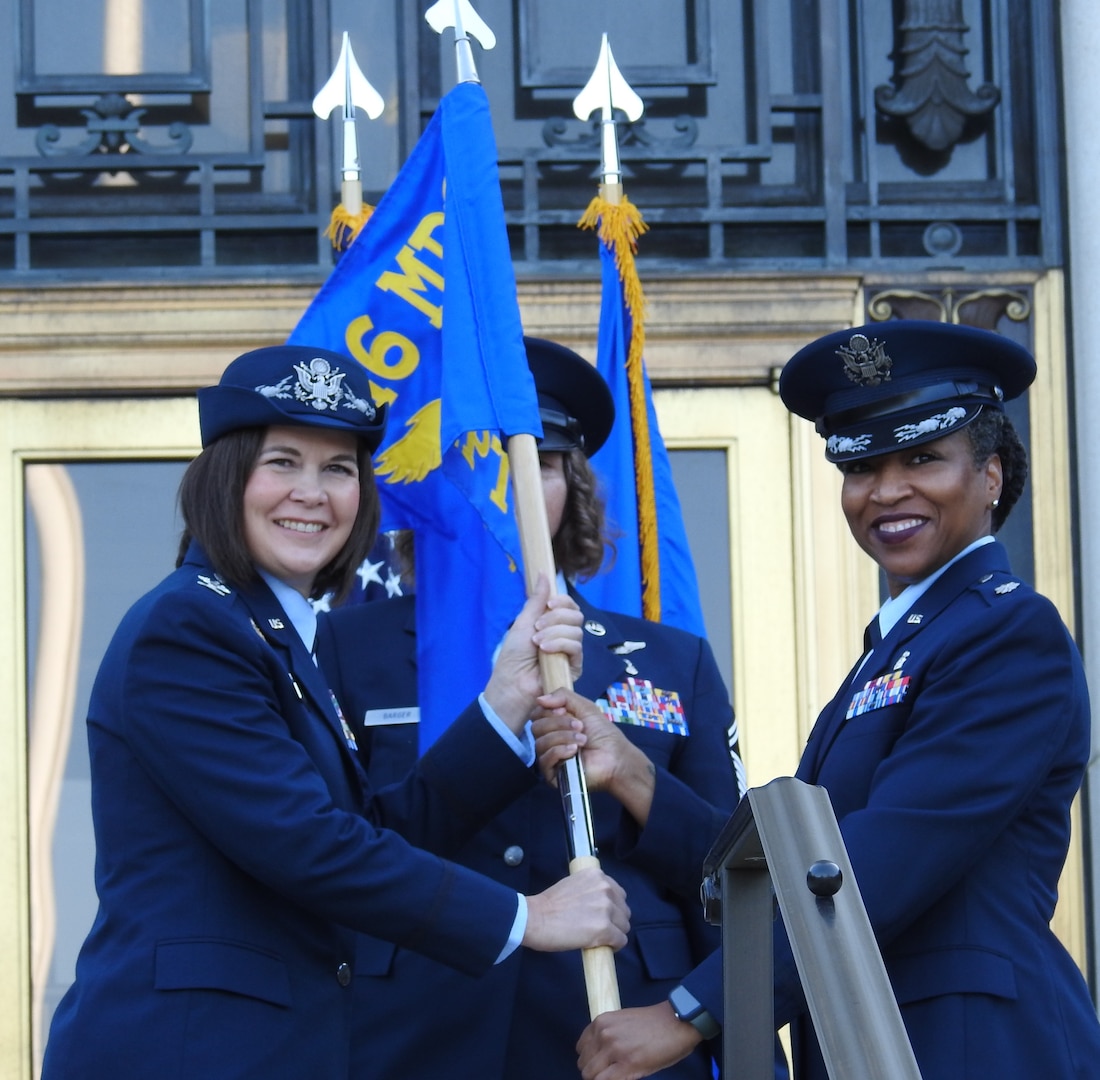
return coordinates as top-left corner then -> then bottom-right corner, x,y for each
0,0 -> 1063,278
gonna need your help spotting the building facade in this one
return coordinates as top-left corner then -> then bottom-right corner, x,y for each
0,0 -> 1094,1074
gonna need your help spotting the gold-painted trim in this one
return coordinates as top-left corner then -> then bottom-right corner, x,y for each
1029,271 -> 1086,971
0,398 -> 199,1080
26,466 -> 85,1063
653,386 -> 804,784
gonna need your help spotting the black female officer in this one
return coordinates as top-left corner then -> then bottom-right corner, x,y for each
566,320 -> 1100,1079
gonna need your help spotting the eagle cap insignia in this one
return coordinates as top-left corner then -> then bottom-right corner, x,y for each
294,357 -> 347,412
838,333 -> 893,387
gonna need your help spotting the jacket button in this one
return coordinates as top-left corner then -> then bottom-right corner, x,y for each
336,962 -> 352,987
503,845 -> 525,867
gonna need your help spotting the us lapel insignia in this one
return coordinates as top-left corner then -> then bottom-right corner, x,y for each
596,678 -> 689,737
907,613 -> 923,624
268,618 -> 285,630
585,620 -> 607,637
994,581 -> 1020,595
197,574 -> 231,596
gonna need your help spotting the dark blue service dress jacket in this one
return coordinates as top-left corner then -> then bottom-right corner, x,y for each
317,588 -> 741,1080
683,541 -> 1100,1079
41,543 -> 536,1080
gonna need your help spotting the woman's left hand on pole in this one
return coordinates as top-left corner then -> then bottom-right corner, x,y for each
483,573 -> 583,731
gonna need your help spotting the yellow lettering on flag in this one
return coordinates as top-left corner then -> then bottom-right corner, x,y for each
346,315 -> 420,408
457,431 -> 510,513
375,212 -> 445,328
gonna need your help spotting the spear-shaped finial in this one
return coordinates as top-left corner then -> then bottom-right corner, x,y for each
572,34 -> 644,203
424,0 -> 496,85
575,37 -> 654,621
313,32 -> 385,248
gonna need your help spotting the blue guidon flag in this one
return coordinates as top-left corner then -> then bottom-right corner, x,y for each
291,81 -> 540,750
580,205 -> 706,637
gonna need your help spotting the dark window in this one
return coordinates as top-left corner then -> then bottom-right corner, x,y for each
0,0 -> 1063,277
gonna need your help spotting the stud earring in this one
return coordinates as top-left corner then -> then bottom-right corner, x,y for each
992,498 -> 1000,509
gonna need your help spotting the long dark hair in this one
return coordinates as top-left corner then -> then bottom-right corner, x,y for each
176,426 -> 380,602
552,449 -> 616,581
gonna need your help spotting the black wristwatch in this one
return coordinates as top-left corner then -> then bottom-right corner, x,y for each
668,984 -> 720,1041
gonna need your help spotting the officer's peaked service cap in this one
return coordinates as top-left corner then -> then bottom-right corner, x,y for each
524,336 -> 615,457
198,345 -> 387,451
778,320 -> 1035,463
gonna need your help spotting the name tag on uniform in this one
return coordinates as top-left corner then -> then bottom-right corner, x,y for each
362,706 -> 420,727
597,678 -> 689,736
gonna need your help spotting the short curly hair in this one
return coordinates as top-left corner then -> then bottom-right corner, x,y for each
964,408 -> 1028,532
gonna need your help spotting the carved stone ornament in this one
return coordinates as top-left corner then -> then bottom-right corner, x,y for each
874,0 -> 1001,152
866,287 -> 1031,331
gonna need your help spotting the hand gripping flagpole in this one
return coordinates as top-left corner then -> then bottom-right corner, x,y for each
509,433 -> 622,1020
425,1 -> 621,1019
312,31 -> 385,250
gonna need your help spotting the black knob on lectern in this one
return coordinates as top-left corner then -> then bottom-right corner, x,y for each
806,860 -> 843,896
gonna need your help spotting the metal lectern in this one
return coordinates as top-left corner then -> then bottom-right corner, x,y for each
701,777 -> 922,1080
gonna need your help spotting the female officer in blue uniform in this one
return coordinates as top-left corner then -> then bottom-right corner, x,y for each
39,344 -> 630,1080
566,321 -> 1100,1079
319,338 -> 741,1079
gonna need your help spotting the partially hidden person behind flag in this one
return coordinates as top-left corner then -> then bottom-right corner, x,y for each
562,321 -> 1100,1080
317,336 -> 744,1080
39,344 -> 632,1080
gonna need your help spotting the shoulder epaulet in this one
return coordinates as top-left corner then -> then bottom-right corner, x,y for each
975,572 -> 1022,597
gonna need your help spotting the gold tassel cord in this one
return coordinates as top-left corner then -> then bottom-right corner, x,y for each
324,202 -> 374,251
579,195 -> 661,622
